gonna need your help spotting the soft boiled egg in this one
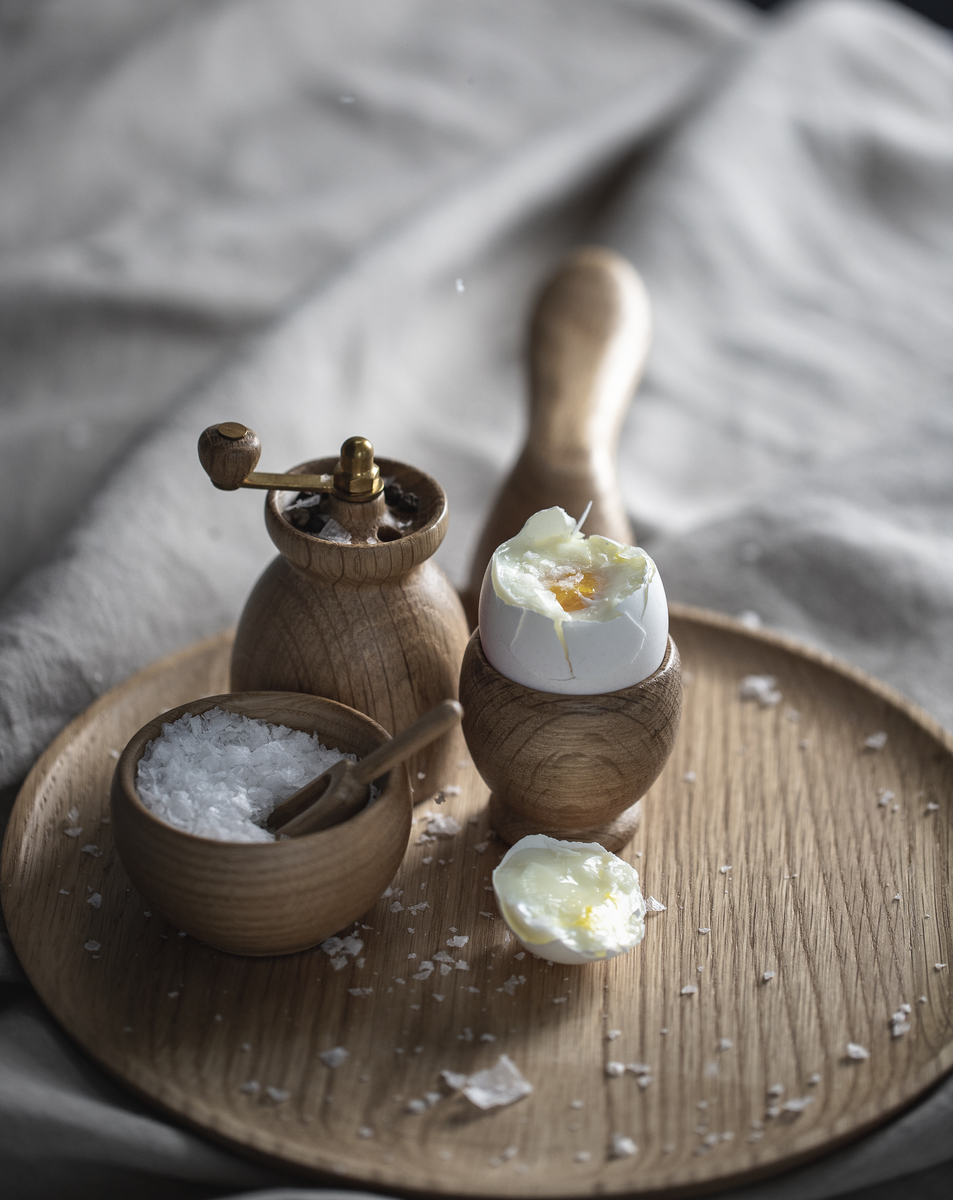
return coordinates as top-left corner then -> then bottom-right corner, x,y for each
478,506 -> 668,694
493,834 -> 647,965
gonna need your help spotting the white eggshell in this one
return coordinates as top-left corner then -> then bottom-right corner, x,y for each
492,834 -> 647,965
478,555 -> 668,695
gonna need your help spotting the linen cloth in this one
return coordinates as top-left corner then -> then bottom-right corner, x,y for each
0,1 -> 951,1197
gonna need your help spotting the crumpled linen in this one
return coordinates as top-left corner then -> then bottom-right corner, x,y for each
0,1 -> 951,1199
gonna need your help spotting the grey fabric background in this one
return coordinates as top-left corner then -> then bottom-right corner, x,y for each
0,1 -> 950,1197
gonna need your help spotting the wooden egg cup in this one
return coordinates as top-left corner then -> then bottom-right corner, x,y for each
111,692 -> 412,956
459,630 -> 682,852
229,456 -> 469,797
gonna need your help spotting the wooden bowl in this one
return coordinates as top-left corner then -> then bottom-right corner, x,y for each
459,630 -> 682,851
110,691 -> 412,956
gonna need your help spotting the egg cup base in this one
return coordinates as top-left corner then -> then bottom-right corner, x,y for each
489,793 -> 642,853
460,630 -> 681,852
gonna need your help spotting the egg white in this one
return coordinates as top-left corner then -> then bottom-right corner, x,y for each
478,507 -> 668,694
493,834 -> 647,965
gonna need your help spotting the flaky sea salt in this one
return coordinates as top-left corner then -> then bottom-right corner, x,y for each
645,896 -> 667,913
457,1055 -> 533,1109
864,731 -> 888,750
137,707 -> 361,842
846,1043 -> 869,1060
610,1134 -> 638,1158
740,675 -> 782,707
320,1047 -> 349,1069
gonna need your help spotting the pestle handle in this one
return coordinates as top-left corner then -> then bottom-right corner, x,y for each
270,700 -> 464,838
463,246 -> 651,622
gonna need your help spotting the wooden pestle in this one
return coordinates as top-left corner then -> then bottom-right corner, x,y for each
462,246 -> 651,625
268,700 -> 463,838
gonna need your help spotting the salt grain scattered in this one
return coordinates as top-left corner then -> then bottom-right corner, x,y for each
767,1084 -> 784,1096
808,1073 -> 821,1085
85,892 -> 102,908
64,827 -> 82,838
265,1086 -> 289,1104
681,984 -> 698,996
864,731 -> 887,750
320,1047 -> 349,1069
645,896 -> 667,914
452,1055 -> 533,1109
574,1151 -> 591,1163
846,1043 -> 870,1060
783,1096 -> 814,1114
683,771 -> 696,783
607,1030 -> 622,1041
448,935 -> 469,948
763,971 -> 776,982
698,927 -> 711,934
718,1038 -> 733,1051
84,941 -> 100,952
610,1134 -> 638,1158
426,814 -> 461,837
240,1080 -> 260,1095
357,1126 -> 374,1138
936,963 -> 948,971
606,1062 -> 626,1077
740,675 -> 782,707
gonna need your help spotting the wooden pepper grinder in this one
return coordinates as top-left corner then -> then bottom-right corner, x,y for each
459,247 -> 681,851
198,424 -> 469,797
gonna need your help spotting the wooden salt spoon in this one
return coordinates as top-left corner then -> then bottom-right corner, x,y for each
461,245 -> 651,626
267,700 -> 463,838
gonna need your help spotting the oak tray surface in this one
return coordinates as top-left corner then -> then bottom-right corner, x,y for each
2,607 -> 952,1198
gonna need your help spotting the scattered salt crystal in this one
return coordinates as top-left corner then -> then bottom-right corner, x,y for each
514,951 -> 525,960
67,807 -> 79,823
390,902 -> 404,913
719,865 -> 731,874
740,675 -> 782,706
645,896 -> 667,913
553,997 -> 567,1004
412,961 -> 435,980
441,1070 -> 467,1090
808,1073 -> 821,1085
574,1151 -> 591,1163
64,828 -> 82,838
698,927 -> 711,934
433,993 -> 444,1001
627,1062 -> 650,1076
605,1062 -> 626,1077
497,974 -> 525,996
610,1134 -> 638,1158
59,889 -> 70,895
926,802 -> 939,812
893,894 -> 901,902
427,814 -> 461,837
382,886 -> 394,897
86,893 -> 102,909
783,1096 -> 814,1114
459,1056 -> 532,1109
167,991 -> 179,998
348,987 -> 373,997
417,772 -> 426,780
81,844 -> 101,856
474,842 -> 489,854
434,951 -> 454,963
240,1080 -> 260,1095
136,708 -> 364,842
445,786 -> 461,796
607,1030 -> 622,1041
846,1043 -> 870,1060
681,984 -> 698,996
84,941 -> 100,952
480,1033 -> 496,1042
864,731 -> 888,750
320,1047 -> 349,1068
408,902 -> 429,914
767,1084 -> 784,1096
936,963 -> 948,971
455,961 -> 469,971
357,1126 -> 374,1138
407,1099 -> 427,1114
718,1038 -> 733,1051
763,971 -> 776,982
265,1086 -> 289,1103
683,771 -> 696,783
447,935 -> 469,948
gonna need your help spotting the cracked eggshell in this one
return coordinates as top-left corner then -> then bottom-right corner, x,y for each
492,834 -> 647,966
477,537 -> 668,696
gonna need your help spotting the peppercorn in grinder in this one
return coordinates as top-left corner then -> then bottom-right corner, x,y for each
198,423 -> 469,798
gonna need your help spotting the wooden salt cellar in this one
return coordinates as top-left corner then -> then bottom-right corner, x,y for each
460,245 -> 680,849
199,430 -> 469,795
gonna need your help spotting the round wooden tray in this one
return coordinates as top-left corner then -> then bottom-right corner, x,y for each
2,605 -> 952,1197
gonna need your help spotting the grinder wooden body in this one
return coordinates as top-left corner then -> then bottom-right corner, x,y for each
230,455 -> 469,798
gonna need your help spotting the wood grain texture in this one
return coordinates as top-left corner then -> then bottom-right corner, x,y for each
231,457 -> 470,797
463,247 -> 651,624
459,631 -> 682,851
3,609 -> 952,1197
111,692 -> 412,956
198,423 -> 262,490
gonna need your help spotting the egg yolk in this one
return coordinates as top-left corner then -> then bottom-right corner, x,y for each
545,568 -> 604,613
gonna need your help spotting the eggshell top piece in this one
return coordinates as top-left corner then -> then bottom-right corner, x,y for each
478,507 -> 668,694
493,834 -> 647,965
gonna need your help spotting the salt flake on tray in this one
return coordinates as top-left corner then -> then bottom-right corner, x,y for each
64,828 -> 83,838
846,1043 -> 870,1060
864,731 -> 888,751
645,896 -> 667,914
87,893 -> 102,909
444,1055 -> 533,1110
739,675 -> 782,707
681,984 -> 698,996
610,1134 -> 638,1158
782,1096 -> 814,1114
320,1047 -> 349,1069
447,935 -> 469,947
426,814 -> 462,837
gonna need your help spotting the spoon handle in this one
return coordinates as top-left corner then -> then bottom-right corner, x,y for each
351,700 -> 463,787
